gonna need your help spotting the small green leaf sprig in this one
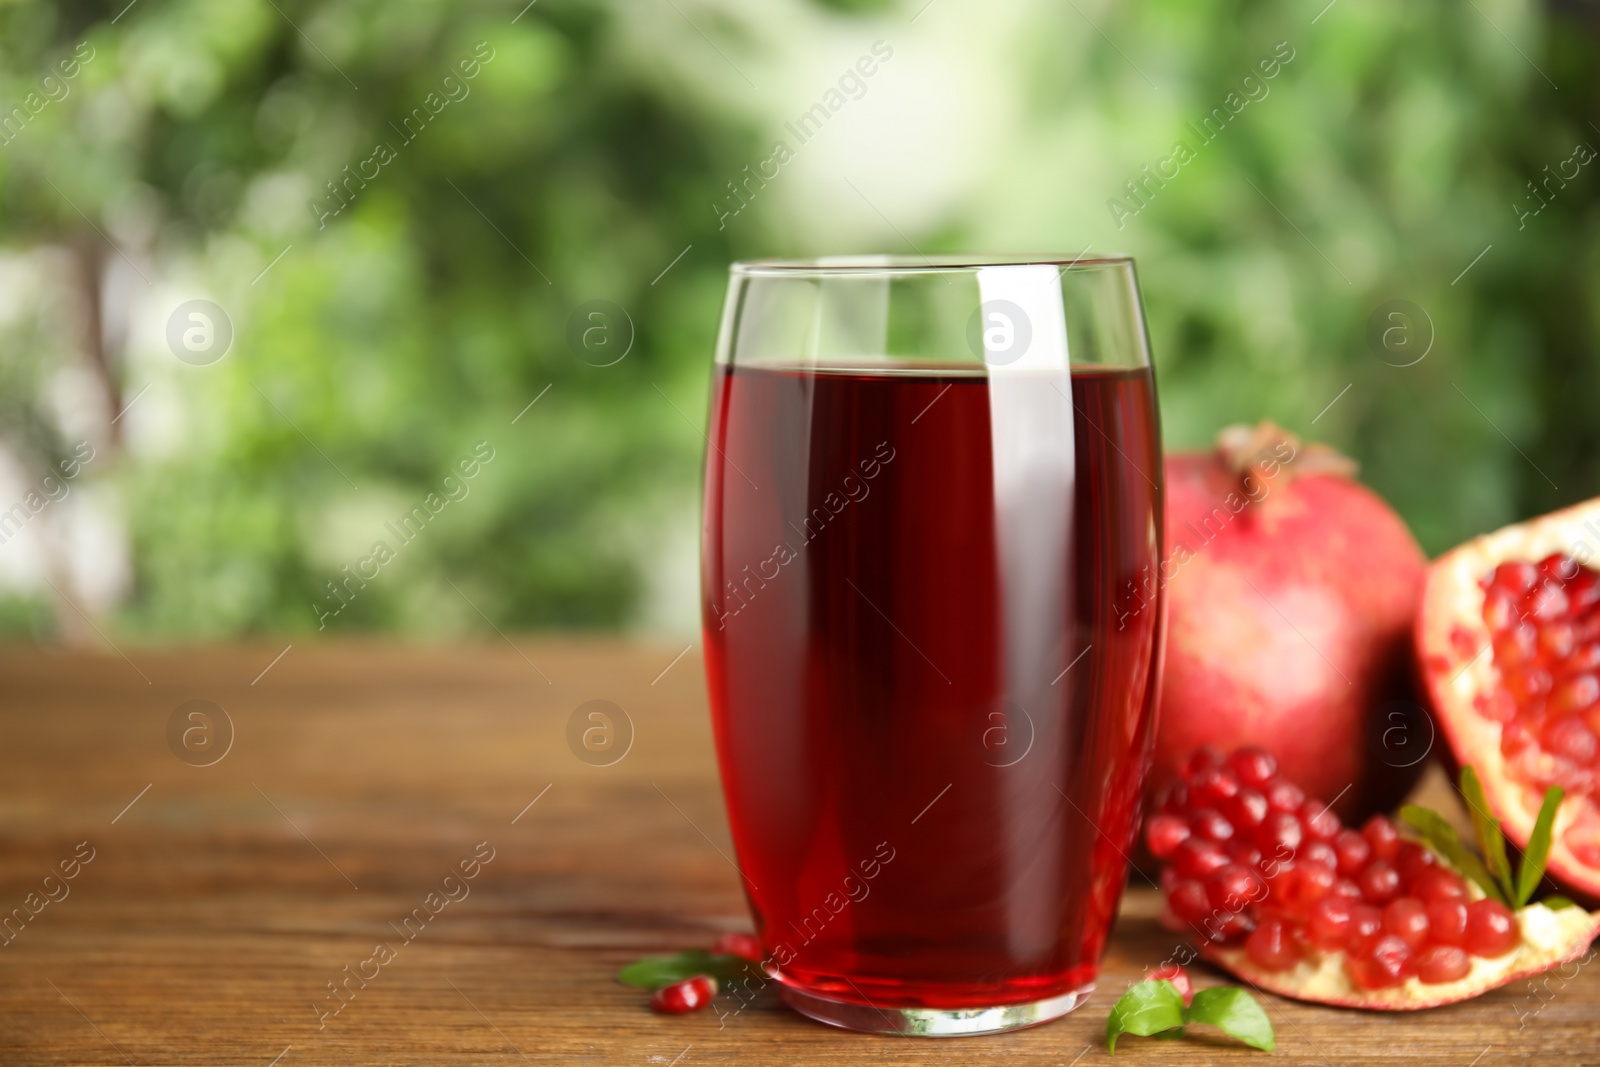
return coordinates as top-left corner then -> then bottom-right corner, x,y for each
617,950 -> 757,991
1107,980 -> 1274,1054
1400,766 -> 1573,910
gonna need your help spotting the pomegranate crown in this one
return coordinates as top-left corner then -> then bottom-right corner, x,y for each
1215,420 -> 1359,486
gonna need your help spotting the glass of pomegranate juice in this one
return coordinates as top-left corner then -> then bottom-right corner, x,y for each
701,256 -> 1165,1035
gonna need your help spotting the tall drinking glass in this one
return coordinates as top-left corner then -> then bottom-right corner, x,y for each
700,256 -> 1165,1036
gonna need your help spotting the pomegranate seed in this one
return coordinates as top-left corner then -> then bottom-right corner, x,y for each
1502,719 -> 1537,757
1306,897 -> 1354,950
1216,915 -> 1254,940
1207,864 -> 1265,911
1553,673 -> 1600,714
1333,830 -> 1371,875
1223,789 -> 1269,832
1259,853 -> 1294,882
1358,861 -> 1401,905
1478,690 -> 1518,723
1190,808 -> 1235,843
1298,800 -> 1340,842
1382,897 -> 1430,949
1145,964 -> 1193,1005
1464,900 -> 1519,958
710,932 -> 763,961
1572,576 -> 1600,612
1245,918 -> 1300,972
1168,878 -> 1212,923
1494,624 -> 1538,665
1190,766 -> 1241,806
1263,777 -> 1305,813
1183,746 -> 1226,778
1531,581 -> 1570,620
1230,842 -> 1264,869
1207,910 -> 1255,942
1416,944 -> 1471,984
1347,904 -> 1385,953
1395,842 -> 1437,883
1159,781 -> 1190,812
1539,620 -> 1576,658
1493,561 -> 1538,595
1425,900 -> 1468,946
1257,811 -> 1304,854
1146,813 -> 1191,859
1507,667 -> 1554,701
651,975 -> 717,1013
1174,839 -> 1230,880
1543,718 -> 1599,764
1159,864 -> 1180,895
1411,867 -> 1468,903
1330,878 -> 1363,901
1349,936 -> 1411,990
1227,747 -> 1278,787
1276,859 -> 1336,913
1483,589 -> 1518,631
1538,553 -> 1576,579
1300,841 -> 1338,870
1361,815 -> 1401,861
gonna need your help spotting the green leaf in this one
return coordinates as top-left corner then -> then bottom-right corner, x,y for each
1517,785 -> 1566,906
1461,767 -> 1515,902
1106,980 -> 1186,1053
1399,804 -> 1507,904
1184,987 -> 1276,1052
1544,895 -> 1578,910
617,951 -> 750,990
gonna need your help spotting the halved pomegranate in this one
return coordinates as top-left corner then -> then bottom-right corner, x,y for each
1417,498 -> 1600,899
1148,747 -> 1600,1009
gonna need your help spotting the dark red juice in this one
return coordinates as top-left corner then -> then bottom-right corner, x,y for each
701,362 -> 1164,1009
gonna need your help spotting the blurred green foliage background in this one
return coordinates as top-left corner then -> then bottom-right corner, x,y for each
0,0 -> 1596,642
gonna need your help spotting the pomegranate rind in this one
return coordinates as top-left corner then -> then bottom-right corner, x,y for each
1416,497 -> 1600,898
1201,903 -> 1600,1010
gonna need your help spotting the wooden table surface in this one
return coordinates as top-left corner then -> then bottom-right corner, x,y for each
1,640 -> 1594,1065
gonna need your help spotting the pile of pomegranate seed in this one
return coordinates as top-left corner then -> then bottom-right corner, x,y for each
1479,556 -> 1600,800
1149,747 -> 1521,990
1474,554 -> 1600,878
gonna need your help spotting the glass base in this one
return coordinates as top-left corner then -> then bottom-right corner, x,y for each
779,982 -> 1094,1037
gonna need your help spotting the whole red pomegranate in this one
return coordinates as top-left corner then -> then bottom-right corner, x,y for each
1145,422 -> 1427,824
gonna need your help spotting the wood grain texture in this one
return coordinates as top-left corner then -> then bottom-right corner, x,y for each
0,640 -> 1592,1065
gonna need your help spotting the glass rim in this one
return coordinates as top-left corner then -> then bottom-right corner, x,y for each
731,254 -> 1134,277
